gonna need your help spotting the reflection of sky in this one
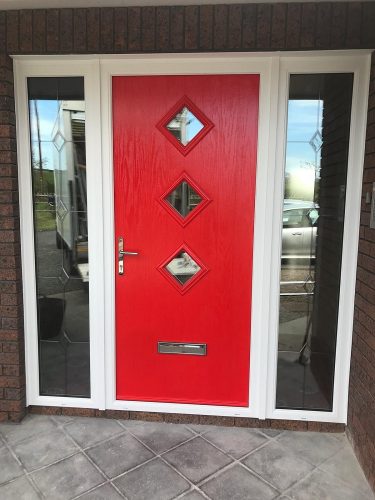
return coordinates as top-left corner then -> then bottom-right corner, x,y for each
29,100 -> 59,171
186,110 -> 204,142
31,98 -> 323,180
285,99 -> 322,175
30,100 -> 59,141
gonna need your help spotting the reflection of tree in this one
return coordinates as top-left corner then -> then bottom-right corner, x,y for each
32,159 -> 54,195
32,99 -> 54,195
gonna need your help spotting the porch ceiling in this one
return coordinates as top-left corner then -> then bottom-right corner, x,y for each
0,0 -> 370,9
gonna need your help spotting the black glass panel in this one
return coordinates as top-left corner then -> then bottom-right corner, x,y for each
28,77 -> 90,398
276,73 -> 353,411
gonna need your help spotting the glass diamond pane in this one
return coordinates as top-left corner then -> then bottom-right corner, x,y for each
56,199 -> 68,221
52,131 -> 66,151
309,130 -> 323,153
166,180 -> 203,218
165,251 -> 201,285
166,107 -> 204,146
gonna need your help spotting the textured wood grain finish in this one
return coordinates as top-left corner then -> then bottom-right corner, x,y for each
113,75 -> 258,405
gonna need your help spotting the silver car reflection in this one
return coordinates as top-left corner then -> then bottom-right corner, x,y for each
282,200 -> 319,259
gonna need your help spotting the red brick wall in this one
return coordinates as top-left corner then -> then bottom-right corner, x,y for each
0,3 -> 374,55
0,0 -> 374,486
347,52 -> 375,492
0,52 -> 25,423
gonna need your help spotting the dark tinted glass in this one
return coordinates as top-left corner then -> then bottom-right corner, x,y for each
276,73 -> 353,411
28,77 -> 90,397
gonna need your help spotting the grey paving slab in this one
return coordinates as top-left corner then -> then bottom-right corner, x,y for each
31,453 -> 105,500
319,446 -> 374,496
65,417 -> 125,448
242,440 -> 314,491
13,427 -> 79,472
180,490 -> 207,499
113,458 -> 190,500
0,415 -> 372,500
204,426 -> 269,458
163,436 -> 232,483
0,445 -> 24,485
0,415 -> 57,445
201,464 -> 278,500
86,433 -> 154,479
52,415 -> 75,425
78,483 -> 124,500
186,424 -> 215,435
276,431 -> 344,466
261,429 -> 284,438
0,476 -> 40,500
124,420 -> 195,454
288,469 -> 371,500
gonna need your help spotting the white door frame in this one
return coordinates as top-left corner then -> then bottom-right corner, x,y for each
13,51 -> 371,421
100,54 -> 274,418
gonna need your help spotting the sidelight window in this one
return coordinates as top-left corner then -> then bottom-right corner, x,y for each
276,73 -> 354,411
28,77 -> 90,398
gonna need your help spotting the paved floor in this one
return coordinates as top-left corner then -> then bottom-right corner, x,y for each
0,415 -> 373,500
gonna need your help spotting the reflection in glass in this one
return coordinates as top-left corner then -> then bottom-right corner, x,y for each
276,74 -> 353,411
165,251 -> 201,285
28,77 -> 90,398
166,180 -> 203,218
166,107 -> 204,146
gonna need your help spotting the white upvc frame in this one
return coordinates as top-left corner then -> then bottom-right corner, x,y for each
266,53 -> 371,423
14,58 -> 106,410
100,54 -> 274,418
13,51 -> 371,422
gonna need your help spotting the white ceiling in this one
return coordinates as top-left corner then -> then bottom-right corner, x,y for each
0,0 -> 370,9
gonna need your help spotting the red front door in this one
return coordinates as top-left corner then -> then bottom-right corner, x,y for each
113,75 -> 259,406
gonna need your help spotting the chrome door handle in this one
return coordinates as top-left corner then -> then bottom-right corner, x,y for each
118,237 -> 139,275
292,232 -> 302,235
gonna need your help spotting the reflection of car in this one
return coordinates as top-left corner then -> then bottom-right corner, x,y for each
282,200 -> 319,259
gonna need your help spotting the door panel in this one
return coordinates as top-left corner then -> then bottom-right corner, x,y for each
113,75 -> 259,406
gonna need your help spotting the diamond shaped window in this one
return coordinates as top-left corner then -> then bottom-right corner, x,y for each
309,130 -> 323,153
160,174 -> 211,227
166,180 -> 202,218
157,96 -> 214,156
165,250 -> 201,286
166,107 -> 204,146
53,131 -> 66,152
56,199 -> 68,221
158,245 -> 208,294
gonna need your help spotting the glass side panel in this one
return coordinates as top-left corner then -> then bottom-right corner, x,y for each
165,180 -> 203,218
28,77 -> 90,398
276,73 -> 354,411
166,107 -> 204,146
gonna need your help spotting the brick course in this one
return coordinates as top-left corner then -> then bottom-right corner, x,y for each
348,54 -> 375,491
28,405 -> 346,433
0,1 -> 374,489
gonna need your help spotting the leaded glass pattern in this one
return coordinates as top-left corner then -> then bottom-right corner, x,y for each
28,77 -> 90,398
